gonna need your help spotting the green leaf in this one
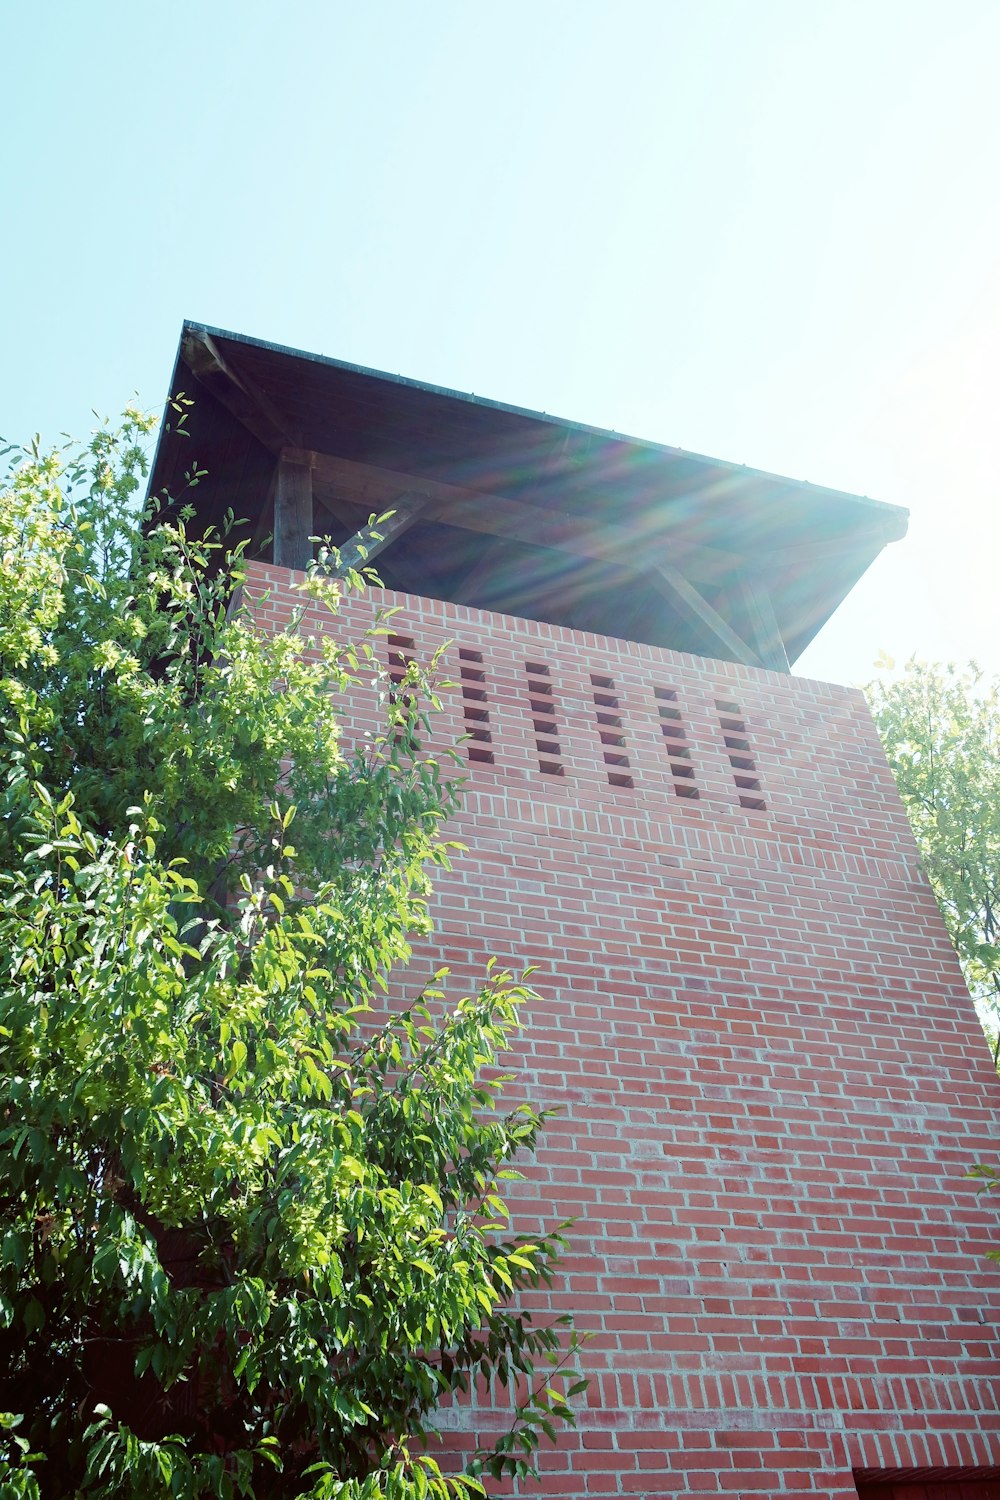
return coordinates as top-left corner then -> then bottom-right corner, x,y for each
0,414 -> 579,1494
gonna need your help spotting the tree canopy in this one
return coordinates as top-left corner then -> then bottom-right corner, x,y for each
0,408 -> 581,1499
867,659 -> 1000,1054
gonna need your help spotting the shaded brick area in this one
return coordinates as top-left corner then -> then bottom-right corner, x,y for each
855,1473 -> 1000,1499
248,562 -> 1000,1498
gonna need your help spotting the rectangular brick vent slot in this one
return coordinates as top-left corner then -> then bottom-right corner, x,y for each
654,686 -> 698,799
715,698 -> 765,810
458,648 -> 494,765
387,633 -> 414,683
525,662 -> 564,776
387,633 -> 418,749
592,673 -> 633,789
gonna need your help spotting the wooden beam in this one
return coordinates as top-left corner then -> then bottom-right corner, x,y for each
647,563 -> 762,668
739,575 -> 789,673
323,494 -> 430,579
304,448 -> 772,665
299,449 -> 743,582
273,456 -> 314,572
761,531 -> 892,572
181,328 -> 298,455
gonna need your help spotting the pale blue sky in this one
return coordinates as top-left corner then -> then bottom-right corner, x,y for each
3,1 -> 999,685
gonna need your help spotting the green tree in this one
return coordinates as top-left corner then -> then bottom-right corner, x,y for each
867,659 -> 1000,1055
0,410 -> 582,1499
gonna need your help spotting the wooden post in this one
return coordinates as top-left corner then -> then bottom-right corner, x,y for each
273,455 -> 314,572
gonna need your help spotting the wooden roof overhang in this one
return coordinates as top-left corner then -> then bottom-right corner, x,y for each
146,323 -> 909,671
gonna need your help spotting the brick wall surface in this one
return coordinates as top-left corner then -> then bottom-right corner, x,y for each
246,562 -> 1000,1499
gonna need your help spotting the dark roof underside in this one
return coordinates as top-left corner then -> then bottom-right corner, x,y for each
147,323 -> 908,667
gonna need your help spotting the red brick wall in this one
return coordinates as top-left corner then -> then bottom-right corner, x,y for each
247,561 -> 1000,1498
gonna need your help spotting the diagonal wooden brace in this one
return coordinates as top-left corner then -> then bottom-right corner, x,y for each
324,493 -> 431,579
647,562 -> 762,669
738,573 -> 789,672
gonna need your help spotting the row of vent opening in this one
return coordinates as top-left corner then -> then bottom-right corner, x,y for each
388,637 -> 765,811
715,698 -> 766,811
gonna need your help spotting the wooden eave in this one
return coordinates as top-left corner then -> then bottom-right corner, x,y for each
146,322 -> 909,670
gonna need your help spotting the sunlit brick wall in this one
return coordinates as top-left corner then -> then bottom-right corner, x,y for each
247,560 -> 1000,1499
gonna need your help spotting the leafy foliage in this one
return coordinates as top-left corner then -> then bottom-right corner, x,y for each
0,411 -> 582,1498
867,660 -> 1000,1053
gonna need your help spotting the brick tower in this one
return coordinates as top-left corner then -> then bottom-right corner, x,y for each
151,325 -> 1000,1499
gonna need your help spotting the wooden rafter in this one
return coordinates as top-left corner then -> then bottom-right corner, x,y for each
181,328 -> 298,455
